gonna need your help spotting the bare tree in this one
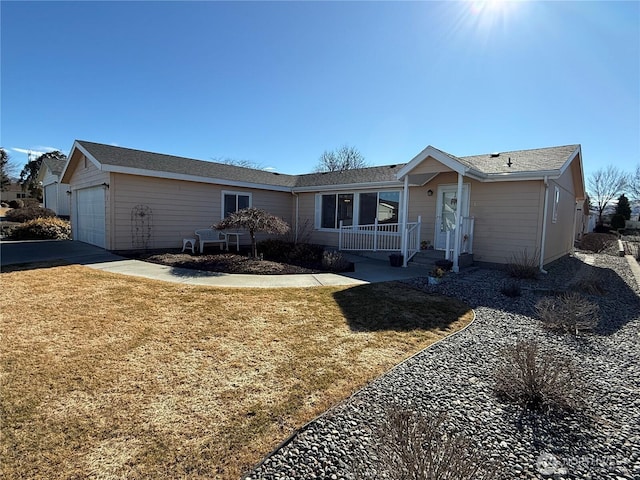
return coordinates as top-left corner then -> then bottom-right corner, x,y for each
587,166 -> 628,223
212,156 -> 264,170
315,145 -> 369,172
213,207 -> 289,258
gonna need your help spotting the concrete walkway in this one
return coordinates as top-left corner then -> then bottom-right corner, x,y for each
0,240 -> 428,287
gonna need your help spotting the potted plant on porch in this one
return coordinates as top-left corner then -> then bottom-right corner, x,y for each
428,267 -> 445,285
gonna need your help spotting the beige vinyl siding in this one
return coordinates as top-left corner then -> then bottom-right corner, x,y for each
110,174 -> 292,250
465,180 -> 543,265
543,161 -> 579,265
409,158 -> 454,175
68,155 -> 111,247
408,173 -> 544,265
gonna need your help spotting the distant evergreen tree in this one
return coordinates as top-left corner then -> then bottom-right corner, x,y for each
615,194 -> 631,220
0,148 -> 10,191
19,151 -> 67,201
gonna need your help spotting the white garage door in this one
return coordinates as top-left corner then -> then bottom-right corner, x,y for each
43,184 -> 57,212
76,187 -> 106,248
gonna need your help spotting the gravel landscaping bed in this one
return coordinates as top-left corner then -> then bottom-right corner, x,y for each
246,253 -> 640,480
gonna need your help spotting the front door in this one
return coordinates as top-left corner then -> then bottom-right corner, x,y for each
435,184 -> 469,250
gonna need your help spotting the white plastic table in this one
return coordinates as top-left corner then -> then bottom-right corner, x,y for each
224,232 -> 244,251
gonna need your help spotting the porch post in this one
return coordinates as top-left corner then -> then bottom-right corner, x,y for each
401,175 -> 409,267
453,172 -> 463,273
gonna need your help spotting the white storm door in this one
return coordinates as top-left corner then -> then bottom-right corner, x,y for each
435,184 -> 469,250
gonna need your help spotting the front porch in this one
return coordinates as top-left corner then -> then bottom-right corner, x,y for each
338,215 -> 475,268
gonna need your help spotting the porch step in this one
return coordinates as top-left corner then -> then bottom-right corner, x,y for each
409,250 -> 445,266
409,251 -> 474,269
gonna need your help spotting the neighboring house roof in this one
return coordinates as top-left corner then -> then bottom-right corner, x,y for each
62,140 -> 583,192
37,157 -> 69,184
43,157 -> 68,176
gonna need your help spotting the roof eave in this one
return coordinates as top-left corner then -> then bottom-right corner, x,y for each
480,169 -> 563,182
293,180 -> 402,193
103,165 -> 293,192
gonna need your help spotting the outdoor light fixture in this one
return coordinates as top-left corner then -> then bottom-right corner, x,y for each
101,182 -> 110,189
427,189 -> 433,196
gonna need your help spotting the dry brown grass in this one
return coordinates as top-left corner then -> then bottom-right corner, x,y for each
0,266 -> 472,479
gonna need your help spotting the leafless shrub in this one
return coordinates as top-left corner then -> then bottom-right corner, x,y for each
282,218 -> 313,244
494,340 -> 584,412
321,250 -> 352,272
356,409 -> 497,480
506,249 -> 539,279
574,277 -> 607,296
536,292 -> 600,334
579,233 -> 618,253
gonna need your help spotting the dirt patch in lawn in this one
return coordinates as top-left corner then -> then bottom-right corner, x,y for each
0,266 -> 473,479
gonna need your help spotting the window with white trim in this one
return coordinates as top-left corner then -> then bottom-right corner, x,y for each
222,191 -> 251,219
552,186 -> 560,223
315,190 -> 400,230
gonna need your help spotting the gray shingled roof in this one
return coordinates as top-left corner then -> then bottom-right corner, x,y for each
75,140 -> 579,190
460,145 -> 579,175
295,164 -> 404,187
43,157 -> 68,176
77,141 -> 299,188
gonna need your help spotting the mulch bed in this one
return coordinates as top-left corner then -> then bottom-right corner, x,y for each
130,251 -> 324,275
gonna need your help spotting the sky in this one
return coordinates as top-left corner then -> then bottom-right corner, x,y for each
1,0 -> 639,181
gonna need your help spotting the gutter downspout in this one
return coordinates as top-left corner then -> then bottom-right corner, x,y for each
292,192 -> 299,243
539,176 -> 549,274
401,175 -> 409,267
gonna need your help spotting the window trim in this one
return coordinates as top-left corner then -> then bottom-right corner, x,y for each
551,186 -> 560,224
221,190 -> 252,219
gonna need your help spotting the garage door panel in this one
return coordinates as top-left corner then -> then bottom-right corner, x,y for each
76,187 -> 106,248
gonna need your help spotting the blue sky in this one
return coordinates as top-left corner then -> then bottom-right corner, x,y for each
2,1 -> 639,180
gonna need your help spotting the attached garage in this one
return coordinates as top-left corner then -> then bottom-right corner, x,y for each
75,186 -> 106,248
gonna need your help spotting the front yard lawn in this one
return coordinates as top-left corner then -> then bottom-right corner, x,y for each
0,265 -> 472,479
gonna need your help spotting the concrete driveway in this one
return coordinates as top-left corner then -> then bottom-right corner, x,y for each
0,240 -> 124,267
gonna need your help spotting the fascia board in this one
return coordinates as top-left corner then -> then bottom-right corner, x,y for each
292,181 -> 403,193
558,145 -> 582,176
60,141 -> 103,182
479,170 -> 562,182
103,164 -> 293,192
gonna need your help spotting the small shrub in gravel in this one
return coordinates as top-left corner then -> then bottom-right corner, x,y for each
5,206 -> 56,223
579,233 -> 618,253
9,217 -> 71,240
574,277 -> 607,296
536,292 -> 600,334
506,249 -> 539,279
495,340 -> 584,413
357,409 -> 496,480
500,280 -> 522,297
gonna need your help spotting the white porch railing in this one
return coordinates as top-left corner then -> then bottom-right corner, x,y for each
339,217 -> 422,262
